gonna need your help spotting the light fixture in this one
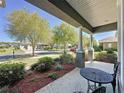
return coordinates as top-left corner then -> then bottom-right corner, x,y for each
0,0 -> 6,8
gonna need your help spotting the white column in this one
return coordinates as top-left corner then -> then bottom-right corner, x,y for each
76,27 -> 85,68
118,0 -> 124,92
88,34 -> 94,63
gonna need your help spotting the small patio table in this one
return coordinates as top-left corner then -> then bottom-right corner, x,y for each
80,67 -> 113,93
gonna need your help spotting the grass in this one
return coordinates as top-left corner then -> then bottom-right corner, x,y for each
0,48 -> 24,55
0,54 -> 60,69
0,51 -> 74,70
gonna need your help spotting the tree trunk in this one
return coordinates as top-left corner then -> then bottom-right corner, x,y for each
32,45 -> 35,56
63,43 -> 66,55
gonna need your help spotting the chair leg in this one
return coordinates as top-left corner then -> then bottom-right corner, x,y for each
111,79 -> 116,93
98,83 -> 101,87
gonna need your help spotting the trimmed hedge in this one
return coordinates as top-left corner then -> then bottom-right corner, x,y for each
31,57 -> 53,72
105,48 -> 116,54
94,52 -> 117,63
0,63 -> 25,88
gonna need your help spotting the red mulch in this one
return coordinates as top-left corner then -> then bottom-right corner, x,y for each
10,64 -> 75,93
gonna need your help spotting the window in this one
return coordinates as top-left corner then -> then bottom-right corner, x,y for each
108,43 -> 112,48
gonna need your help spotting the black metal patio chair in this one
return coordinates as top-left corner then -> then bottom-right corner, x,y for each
73,86 -> 106,93
100,62 -> 120,93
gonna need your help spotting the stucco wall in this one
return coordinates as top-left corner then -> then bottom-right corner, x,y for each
100,42 -> 117,50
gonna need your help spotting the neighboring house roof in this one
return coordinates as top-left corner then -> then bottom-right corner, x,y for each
99,36 -> 117,43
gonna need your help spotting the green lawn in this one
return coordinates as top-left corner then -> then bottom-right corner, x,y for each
0,48 -> 24,55
0,54 -> 60,69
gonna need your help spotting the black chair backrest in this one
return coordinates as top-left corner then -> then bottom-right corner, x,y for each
113,62 -> 120,78
92,86 -> 106,93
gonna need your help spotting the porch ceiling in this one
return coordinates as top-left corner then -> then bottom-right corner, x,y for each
66,0 -> 117,27
25,0 -> 117,34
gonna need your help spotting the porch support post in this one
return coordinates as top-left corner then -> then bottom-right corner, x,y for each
88,34 -> 94,63
118,0 -> 124,92
76,27 -> 85,68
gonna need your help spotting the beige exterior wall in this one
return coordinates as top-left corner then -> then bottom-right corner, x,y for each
100,42 -> 117,50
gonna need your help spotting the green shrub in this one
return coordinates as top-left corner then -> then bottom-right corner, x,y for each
44,47 -> 51,50
94,52 -> 106,61
31,63 -> 39,71
105,48 -> 115,54
60,54 -> 74,64
112,48 -> 117,51
107,54 -> 117,63
48,73 -> 58,80
31,57 -> 53,72
94,45 -> 103,52
0,63 -> 25,88
54,64 -> 64,71
94,52 -> 117,63
53,58 -> 60,64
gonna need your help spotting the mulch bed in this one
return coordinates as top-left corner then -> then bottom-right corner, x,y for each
10,64 -> 75,93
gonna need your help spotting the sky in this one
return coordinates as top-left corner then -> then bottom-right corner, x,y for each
0,0 -> 116,42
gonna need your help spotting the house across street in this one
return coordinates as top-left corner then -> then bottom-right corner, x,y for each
99,36 -> 117,50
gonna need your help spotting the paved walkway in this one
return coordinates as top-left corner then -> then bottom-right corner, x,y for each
36,61 -> 115,93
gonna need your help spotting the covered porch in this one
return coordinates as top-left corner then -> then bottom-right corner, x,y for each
25,0 -> 124,92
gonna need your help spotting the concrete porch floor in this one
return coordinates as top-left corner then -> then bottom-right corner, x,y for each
35,61 -> 115,93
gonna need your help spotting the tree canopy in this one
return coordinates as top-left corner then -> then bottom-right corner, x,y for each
53,23 -> 78,52
6,10 -> 52,55
82,34 -> 97,48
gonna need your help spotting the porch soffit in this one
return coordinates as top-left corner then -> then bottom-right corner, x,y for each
25,0 -> 117,33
